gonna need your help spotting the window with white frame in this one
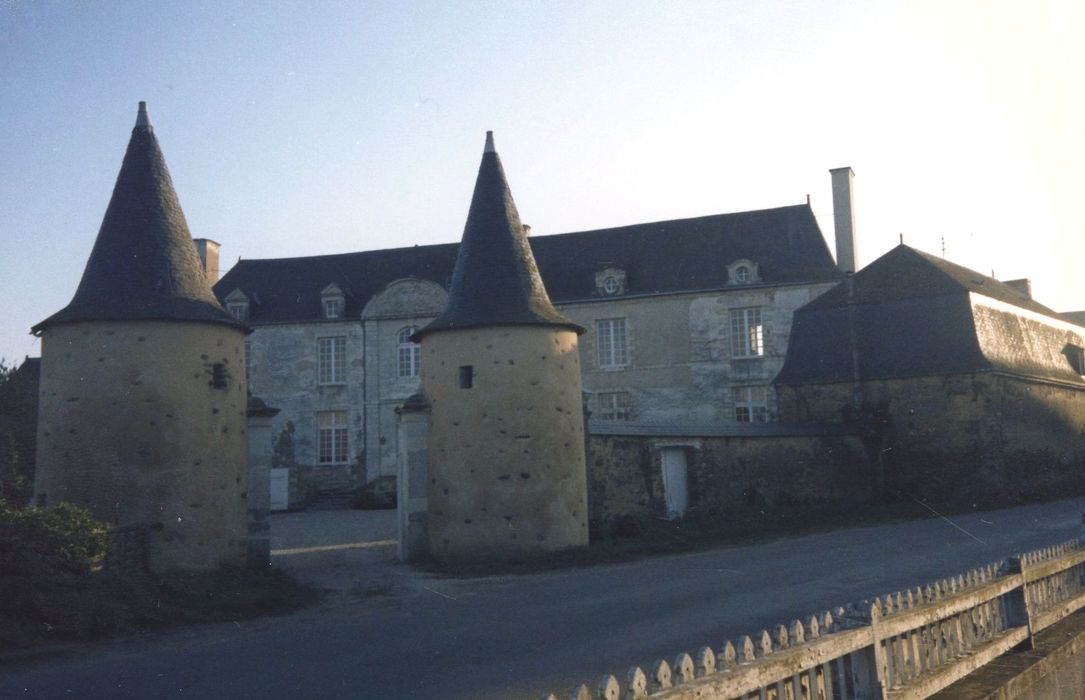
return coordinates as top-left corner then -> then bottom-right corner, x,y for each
397,327 -> 421,379
597,391 -> 632,421
323,298 -> 343,319
596,318 -> 628,368
317,411 -> 349,464
730,308 -> 764,358
228,302 -> 248,321
317,336 -> 346,384
733,386 -> 768,423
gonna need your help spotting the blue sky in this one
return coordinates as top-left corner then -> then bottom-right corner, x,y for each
2,0 -> 1083,365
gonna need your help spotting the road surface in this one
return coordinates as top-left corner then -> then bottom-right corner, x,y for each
2,499 -> 1083,699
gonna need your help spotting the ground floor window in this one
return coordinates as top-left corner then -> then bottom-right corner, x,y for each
318,410 -> 349,464
733,386 -> 768,423
597,391 -> 632,421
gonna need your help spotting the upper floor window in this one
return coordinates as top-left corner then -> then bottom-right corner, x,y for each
317,410 -> 349,464
726,259 -> 761,285
730,308 -> 764,358
318,336 -> 346,384
228,303 -> 249,321
324,298 -> 343,319
225,288 -> 250,321
734,386 -> 768,423
597,391 -> 632,421
397,327 -> 421,379
596,318 -> 628,368
1066,344 -> 1085,375
321,282 -> 345,320
594,267 -> 627,296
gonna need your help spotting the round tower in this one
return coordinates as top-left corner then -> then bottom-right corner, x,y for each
32,103 -> 250,572
413,132 -> 589,562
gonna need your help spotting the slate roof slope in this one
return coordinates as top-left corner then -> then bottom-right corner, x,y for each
215,205 -> 841,324
33,103 -> 244,333
775,245 -> 1083,386
415,132 -> 581,339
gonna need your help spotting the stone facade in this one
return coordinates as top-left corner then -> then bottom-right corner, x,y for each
34,321 -> 249,571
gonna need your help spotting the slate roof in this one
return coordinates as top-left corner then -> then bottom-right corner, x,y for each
215,205 -> 842,325
415,132 -> 581,339
775,245 -> 1084,386
33,103 -> 245,334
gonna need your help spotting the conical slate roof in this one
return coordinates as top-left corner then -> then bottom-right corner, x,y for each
32,103 -> 245,333
413,132 -> 583,340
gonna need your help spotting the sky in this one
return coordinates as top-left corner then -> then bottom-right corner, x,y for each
1,0 -> 1083,366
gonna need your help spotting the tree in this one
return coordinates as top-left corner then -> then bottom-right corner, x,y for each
0,357 -> 38,506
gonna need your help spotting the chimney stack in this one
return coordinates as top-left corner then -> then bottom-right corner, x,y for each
829,167 -> 858,274
193,238 -> 221,285
1002,278 -> 1032,300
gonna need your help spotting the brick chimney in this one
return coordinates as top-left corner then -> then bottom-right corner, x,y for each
193,239 -> 220,285
830,167 -> 858,274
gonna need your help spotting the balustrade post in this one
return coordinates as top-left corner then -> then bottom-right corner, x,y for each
848,602 -> 888,699
1004,556 -> 1036,650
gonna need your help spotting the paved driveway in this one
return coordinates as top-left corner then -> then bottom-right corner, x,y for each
3,499 -> 1084,699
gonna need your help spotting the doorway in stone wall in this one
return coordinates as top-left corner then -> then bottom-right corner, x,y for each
660,448 -> 688,519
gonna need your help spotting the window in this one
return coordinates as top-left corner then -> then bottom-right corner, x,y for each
318,336 -> 346,384
397,327 -> 421,379
596,318 -> 628,368
228,303 -> 248,321
459,365 -> 474,388
730,308 -> 764,358
1066,344 -> 1085,375
323,298 -> 342,319
734,266 -> 749,283
317,411 -> 349,464
734,386 -> 768,423
602,276 -> 621,295
244,340 -> 252,384
597,391 -> 632,421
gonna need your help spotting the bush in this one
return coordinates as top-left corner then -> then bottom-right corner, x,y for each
0,500 -> 109,648
0,500 -> 317,652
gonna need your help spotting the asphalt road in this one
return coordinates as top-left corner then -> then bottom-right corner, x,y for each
3,498 -> 1084,699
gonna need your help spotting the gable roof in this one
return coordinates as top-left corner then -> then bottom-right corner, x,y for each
415,132 -> 581,339
215,204 -> 842,324
33,103 -> 244,334
775,245 -> 1080,386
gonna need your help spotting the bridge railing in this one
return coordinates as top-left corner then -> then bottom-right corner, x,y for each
544,536 -> 1085,700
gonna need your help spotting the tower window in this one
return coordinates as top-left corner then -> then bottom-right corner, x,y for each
459,365 -> 474,389
210,363 -> 228,389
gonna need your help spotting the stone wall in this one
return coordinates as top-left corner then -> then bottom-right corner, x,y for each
776,372 -> 1085,505
586,429 -> 872,531
34,320 -> 249,571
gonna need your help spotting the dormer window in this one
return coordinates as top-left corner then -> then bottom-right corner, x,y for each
321,283 -> 345,320
1065,344 -> 1085,375
224,288 -> 250,321
595,267 -> 627,296
727,259 -> 761,285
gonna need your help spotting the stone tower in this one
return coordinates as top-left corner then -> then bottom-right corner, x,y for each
32,103 -> 250,572
413,132 -> 589,562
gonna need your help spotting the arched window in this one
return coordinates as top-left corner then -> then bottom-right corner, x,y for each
397,327 -> 421,379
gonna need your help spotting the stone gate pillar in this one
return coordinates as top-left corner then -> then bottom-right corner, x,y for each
247,396 -> 279,567
396,392 -> 431,562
